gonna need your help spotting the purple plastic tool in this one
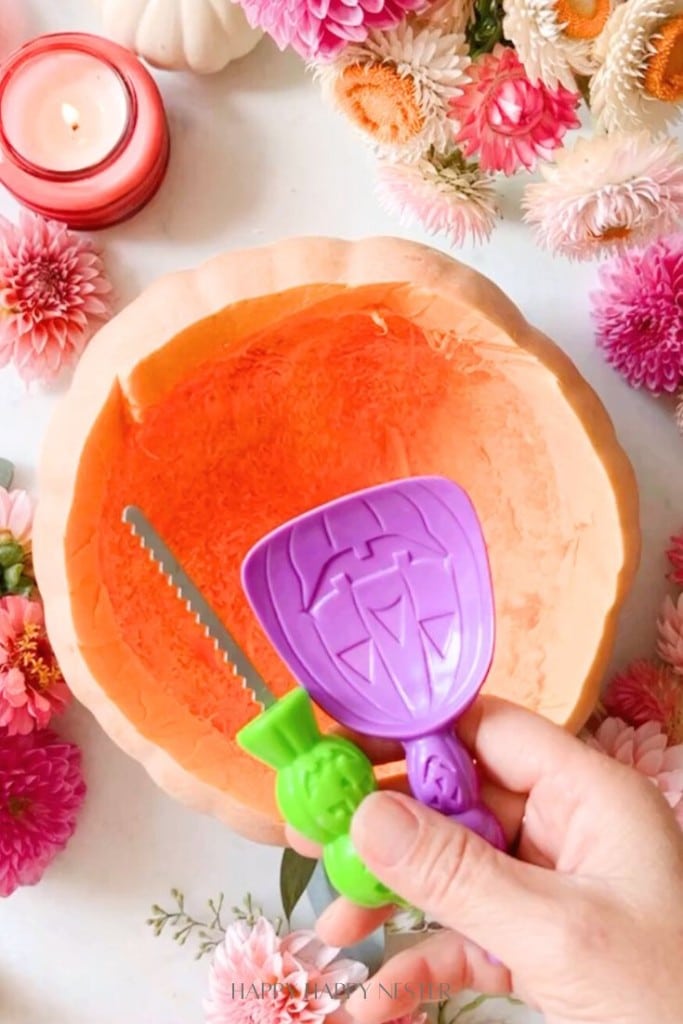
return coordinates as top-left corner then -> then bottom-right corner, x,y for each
241,476 -> 505,848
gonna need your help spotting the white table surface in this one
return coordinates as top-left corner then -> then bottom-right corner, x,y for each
1,2 -> 681,1022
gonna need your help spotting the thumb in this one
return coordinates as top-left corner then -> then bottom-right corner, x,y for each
351,791 -> 561,967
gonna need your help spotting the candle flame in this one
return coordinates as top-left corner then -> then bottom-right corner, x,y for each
61,103 -> 80,131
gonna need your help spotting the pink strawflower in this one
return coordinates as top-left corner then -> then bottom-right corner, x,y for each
449,44 -> 580,175
0,596 -> 70,735
667,529 -> 683,586
523,133 -> 683,260
237,0 -> 426,61
591,234 -> 683,394
0,212 -> 112,385
0,487 -> 32,547
603,659 -> 683,744
586,717 -> 683,826
376,149 -> 499,247
0,730 -> 85,896
659,595 -> 683,674
204,916 -> 368,1024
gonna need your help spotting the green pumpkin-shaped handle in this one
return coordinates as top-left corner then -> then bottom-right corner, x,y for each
237,689 -> 397,909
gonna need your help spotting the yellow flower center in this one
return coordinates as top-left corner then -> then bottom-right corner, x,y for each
645,16 -> 683,103
334,63 -> 425,146
12,622 -> 62,692
554,0 -> 611,39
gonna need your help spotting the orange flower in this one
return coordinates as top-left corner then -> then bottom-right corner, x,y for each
554,0 -> 611,40
333,62 -> 425,147
644,15 -> 683,102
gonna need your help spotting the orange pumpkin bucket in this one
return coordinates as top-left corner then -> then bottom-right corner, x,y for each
33,237 -> 640,844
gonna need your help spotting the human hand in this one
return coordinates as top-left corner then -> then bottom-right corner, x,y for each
290,697 -> 683,1024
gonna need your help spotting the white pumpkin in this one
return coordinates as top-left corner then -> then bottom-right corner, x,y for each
97,0 -> 263,74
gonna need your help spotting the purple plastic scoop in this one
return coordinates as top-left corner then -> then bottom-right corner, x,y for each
241,476 -> 504,848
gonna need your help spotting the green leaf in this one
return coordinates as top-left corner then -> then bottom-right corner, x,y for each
0,459 -> 14,490
466,0 -> 506,58
9,573 -> 34,597
279,848 -> 317,924
0,542 -> 24,568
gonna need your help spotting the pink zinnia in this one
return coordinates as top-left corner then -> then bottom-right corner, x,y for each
0,730 -> 85,896
586,717 -> 683,827
0,212 -> 112,385
237,0 -> 426,61
204,917 -> 368,1024
0,596 -> 70,735
449,44 -> 580,175
667,529 -> 683,587
603,659 -> 683,744
591,234 -> 683,394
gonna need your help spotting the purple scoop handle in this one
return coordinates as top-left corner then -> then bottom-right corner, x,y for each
404,729 -> 506,849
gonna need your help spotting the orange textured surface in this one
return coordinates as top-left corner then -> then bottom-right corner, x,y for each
63,280 -> 630,827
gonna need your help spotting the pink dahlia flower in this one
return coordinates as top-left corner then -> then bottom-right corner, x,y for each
204,916 -> 368,1024
667,529 -> 683,587
591,234 -> 683,394
0,596 -> 70,735
0,212 -> 112,385
659,595 -> 683,674
0,487 -> 33,547
0,730 -> 85,896
586,717 -> 683,826
237,0 -> 426,61
603,659 -> 683,743
449,44 -> 580,175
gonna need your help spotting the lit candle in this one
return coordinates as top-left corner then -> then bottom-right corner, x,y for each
1,50 -> 131,174
0,34 -> 170,229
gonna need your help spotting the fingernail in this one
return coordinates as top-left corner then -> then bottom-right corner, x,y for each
353,793 -> 419,866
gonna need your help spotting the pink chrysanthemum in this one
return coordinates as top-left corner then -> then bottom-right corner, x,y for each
0,730 -> 85,896
0,212 -> 112,385
237,0 -> 426,61
0,487 -> 33,547
449,44 -> 580,175
667,529 -> 683,586
591,234 -> 683,393
0,596 -> 70,735
603,659 -> 683,744
205,917 -> 368,1024
659,595 -> 683,674
586,717 -> 683,826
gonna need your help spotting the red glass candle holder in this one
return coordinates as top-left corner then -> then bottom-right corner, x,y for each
0,33 -> 170,230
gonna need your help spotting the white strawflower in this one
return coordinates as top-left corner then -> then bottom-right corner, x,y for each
317,20 -> 471,162
502,0 -> 601,90
523,131 -> 683,260
591,0 -> 681,134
